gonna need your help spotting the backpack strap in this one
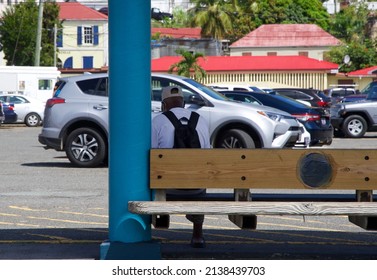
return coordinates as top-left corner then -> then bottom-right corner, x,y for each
163,110 -> 200,129
163,110 -> 181,129
188,111 -> 200,129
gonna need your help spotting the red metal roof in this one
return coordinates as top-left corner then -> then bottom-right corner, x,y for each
152,56 -> 339,72
231,24 -> 342,48
347,66 -> 377,77
57,2 -> 108,21
152,28 -> 202,39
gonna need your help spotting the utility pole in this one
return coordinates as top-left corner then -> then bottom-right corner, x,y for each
35,0 -> 44,66
53,23 -> 57,67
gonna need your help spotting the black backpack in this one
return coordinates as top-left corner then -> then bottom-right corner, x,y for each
163,111 -> 201,148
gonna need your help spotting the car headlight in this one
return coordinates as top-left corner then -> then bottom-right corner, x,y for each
258,111 -> 282,122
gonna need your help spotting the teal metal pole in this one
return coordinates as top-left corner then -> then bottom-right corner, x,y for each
108,0 -> 151,243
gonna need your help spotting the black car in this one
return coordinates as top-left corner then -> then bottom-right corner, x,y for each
272,88 -> 331,108
151,7 -> 173,21
223,91 -> 333,146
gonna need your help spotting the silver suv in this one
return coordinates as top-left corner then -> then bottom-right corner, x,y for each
39,73 -> 301,167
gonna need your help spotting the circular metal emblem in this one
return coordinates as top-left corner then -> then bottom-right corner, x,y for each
298,153 -> 333,188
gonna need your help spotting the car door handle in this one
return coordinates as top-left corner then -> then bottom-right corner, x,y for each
93,105 -> 108,110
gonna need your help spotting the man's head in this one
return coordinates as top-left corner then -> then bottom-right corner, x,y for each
161,86 -> 184,111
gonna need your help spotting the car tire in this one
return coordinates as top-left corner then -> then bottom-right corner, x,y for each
216,129 -> 256,148
25,113 -> 41,127
342,115 -> 367,138
65,127 -> 106,167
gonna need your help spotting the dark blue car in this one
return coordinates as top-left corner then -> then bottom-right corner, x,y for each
0,102 -> 4,124
2,102 -> 18,124
223,91 -> 333,146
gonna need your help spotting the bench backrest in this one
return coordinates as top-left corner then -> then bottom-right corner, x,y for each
150,149 -> 377,190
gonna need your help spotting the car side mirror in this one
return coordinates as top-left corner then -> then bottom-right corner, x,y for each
189,95 -> 206,106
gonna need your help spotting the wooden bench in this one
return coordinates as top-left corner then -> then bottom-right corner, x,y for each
128,149 -> 377,230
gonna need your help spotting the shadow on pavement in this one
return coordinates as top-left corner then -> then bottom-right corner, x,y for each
1,228 -> 377,260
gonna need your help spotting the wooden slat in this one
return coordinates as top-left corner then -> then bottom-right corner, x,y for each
129,201 -> 377,216
150,149 -> 377,190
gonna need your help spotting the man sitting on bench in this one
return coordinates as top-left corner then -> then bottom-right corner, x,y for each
151,85 -> 211,248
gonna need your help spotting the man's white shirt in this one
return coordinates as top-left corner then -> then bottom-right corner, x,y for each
152,107 -> 210,149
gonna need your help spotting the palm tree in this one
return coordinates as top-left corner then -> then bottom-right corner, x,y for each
168,49 -> 206,81
189,0 -> 238,39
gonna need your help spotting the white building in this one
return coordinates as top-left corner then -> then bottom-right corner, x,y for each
151,0 -> 192,13
323,0 -> 377,14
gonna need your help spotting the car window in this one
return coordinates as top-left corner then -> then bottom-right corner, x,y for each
151,77 -> 203,105
294,91 -> 313,101
9,96 -> 28,104
76,78 -> 108,97
226,94 -> 262,105
0,96 -> 6,102
361,83 -> 377,100
345,89 -> 356,96
211,86 -> 229,91
54,81 -> 66,97
183,78 -> 227,101
233,87 -> 249,91
331,89 -> 345,98
276,90 -> 296,99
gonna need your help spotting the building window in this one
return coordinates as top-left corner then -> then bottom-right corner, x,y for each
267,52 -> 277,56
38,80 -> 53,90
77,26 -> 99,46
83,26 -> 93,44
298,52 -> 308,57
242,52 -> 252,56
57,30 -> 63,48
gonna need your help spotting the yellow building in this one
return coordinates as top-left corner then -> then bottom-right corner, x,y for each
57,2 -> 108,70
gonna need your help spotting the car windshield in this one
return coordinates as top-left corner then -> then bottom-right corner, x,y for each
362,82 -> 377,99
249,86 -> 265,93
183,78 -> 228,101
261,93 -> 310,110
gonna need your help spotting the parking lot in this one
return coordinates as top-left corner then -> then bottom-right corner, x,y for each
1,124 -> 377,259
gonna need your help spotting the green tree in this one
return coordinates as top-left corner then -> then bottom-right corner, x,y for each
189,0 -> 239,39
244,0 -> 330,30
227,0 -> 330,43
326,2 -> 377,72
168,49 -> 206,81
0,0 -> 60,66
328,2 -> 370,42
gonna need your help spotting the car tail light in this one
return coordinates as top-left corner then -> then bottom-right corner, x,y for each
316,100 -> 329,107
7,105 -> 14,111
46,97 -> 65,108
292,113 -> 321,122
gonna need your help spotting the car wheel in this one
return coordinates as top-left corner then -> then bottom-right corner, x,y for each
25,113 -> 41,127
65,127 -> 106,167
342,115 -> 367,138
216,129 -> 256,148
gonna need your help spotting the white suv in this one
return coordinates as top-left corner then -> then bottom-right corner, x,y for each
39,73 -> 302,167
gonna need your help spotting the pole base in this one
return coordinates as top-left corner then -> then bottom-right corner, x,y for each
100,240 -> 161,260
